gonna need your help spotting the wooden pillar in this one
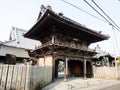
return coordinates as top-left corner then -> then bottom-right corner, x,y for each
66,58 -> 68,75
114,56 -> 117,67
83,58 -> 86,79
101,58 -> 104,66
55,61 -> 59,78
106,57 -> 109,67
64,58 -> 68,82
52,56 -> 55,81
52,36 -> 55,44
103,57 -> 106,66
112,60 -> 114,67
90,61 -> 93,77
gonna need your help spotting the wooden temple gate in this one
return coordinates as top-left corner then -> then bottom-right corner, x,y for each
24,5 -> 109,81
54,56 -> 93,81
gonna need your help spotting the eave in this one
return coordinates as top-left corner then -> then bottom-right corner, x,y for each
24,9 -> 109,43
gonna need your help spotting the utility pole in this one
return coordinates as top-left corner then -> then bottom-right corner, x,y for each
111,25 -> 117,67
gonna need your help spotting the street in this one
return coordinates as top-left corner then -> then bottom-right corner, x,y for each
42,77 -> 120,90
101,83 -> 120,90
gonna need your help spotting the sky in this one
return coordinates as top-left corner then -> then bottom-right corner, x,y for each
0,0 -> 120,56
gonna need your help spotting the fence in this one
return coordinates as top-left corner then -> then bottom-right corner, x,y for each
94,67 -> 120,80
0,65 -> 52,90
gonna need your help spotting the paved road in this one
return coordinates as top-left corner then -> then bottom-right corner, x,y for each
42,77 -> 120,90
101,83 -> 120,90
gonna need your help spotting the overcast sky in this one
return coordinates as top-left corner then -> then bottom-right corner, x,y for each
0,0 -> 120,56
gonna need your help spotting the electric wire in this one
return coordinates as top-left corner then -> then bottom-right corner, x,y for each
112,25 -> 120,55
112,26 -> 117,66
84,0 -> 120,32
84,0 -> 120,55
61,0 -> 108,23
91,0 -> 120,55
92,0 -> 120,31
61,0 -> 120,55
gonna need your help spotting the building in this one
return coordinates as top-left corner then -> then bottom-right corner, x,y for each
93,45 -> 115,67
24,5 -> 109,81
0,44 -> 29,64
3,27 -> 41,50
1,27 -> 41,64
0,27 -> 40,65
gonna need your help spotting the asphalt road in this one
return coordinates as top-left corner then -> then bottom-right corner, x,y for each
101,83 -> 120,90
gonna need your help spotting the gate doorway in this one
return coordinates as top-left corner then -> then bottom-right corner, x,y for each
54,59 -> 93,79
86,61 -> 93,78
55,59 -> 64,78
68,60 -> 83,77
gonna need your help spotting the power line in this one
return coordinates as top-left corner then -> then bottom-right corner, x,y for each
91,0 -> 120,31
84,0 -> 120,32
91,0 -> 120,55
84,0 -> 120,55
61,0 -> 108,23
61,0 -> 120,55
112,25 -> 120,55
112,25 -> 120,60
83,0 -> 111,24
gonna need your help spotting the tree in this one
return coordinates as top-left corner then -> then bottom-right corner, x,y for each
117,56 -> 120,66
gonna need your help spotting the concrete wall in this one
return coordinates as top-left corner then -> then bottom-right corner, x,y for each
38,56 -> 53,66
38,58 -> 45,66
